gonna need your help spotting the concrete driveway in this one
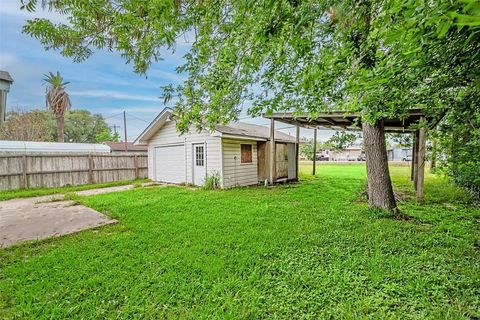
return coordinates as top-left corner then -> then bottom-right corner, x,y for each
0,185 -> 138,248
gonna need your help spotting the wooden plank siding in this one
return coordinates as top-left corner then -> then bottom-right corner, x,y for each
222,138 -> 258,188
257,141 -> 268,181
257,141 -> 297,183
0,153 -> 147,191
275,143 -> 289,179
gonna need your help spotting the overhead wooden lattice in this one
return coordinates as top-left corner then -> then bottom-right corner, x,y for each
264,109 -> 427,132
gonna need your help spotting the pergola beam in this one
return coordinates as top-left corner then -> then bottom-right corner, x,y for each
264,108 -> 425,132
319,117 -> 338,126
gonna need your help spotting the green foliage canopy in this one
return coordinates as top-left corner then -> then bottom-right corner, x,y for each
0,109 -> 113,143
21,0 -> 479,131
63,110 -> 110,143
326,131 -> 358,150
21,0 -> 480,192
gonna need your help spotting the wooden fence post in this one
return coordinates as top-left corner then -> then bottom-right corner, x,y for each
134,154 -> 139,179
88,154 -> 94,184
22,155 -> 28,189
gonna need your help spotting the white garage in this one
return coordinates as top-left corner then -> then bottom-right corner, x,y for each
153,144 -> 185,183
134,108 -> 297,188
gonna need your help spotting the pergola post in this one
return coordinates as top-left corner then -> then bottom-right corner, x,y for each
413,130 -> 419,189
269,118 -> 276,185
295,126 -> 300,179
312,128 -> 317,176
410,131 -> 416,181
417,118 -> 427,201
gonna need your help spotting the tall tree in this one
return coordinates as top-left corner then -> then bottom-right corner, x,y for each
21,0 -> 480,210
326,131 -> 358,150
0,109 -> 55,141
0,109 -> 115,143
63,110 -> 109,143
44,71 -> 71,142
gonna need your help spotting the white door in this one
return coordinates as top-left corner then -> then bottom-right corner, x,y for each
192,143 -> 206,186
154,144 -> 185,183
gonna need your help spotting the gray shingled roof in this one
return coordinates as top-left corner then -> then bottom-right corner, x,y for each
216,121 -> 296,142
0,71 -> 13,83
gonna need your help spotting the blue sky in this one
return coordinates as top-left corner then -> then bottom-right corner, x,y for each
0,2 -> 334,141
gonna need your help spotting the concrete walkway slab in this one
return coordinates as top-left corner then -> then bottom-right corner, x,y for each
0,198 -> 116,248
0,183 -> 172,248
0,184 -> 151,248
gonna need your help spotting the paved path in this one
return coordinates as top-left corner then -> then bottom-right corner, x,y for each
0,184 -> 145,248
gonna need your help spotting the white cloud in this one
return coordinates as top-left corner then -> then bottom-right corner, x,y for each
69,89 -> 161,102
104,106 -> 166,114
0,52 -> 18,68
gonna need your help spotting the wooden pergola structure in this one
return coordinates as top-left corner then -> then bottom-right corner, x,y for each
264,109 -> 430,201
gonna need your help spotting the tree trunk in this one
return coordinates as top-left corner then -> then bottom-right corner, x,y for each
56,114 -> 65,142
363,120 -> 397,211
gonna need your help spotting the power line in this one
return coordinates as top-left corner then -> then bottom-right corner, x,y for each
127,113 -> 151,123
104,112 -> 124,120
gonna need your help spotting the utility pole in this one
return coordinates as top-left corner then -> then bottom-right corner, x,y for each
111,124 -> 118,135
123,111 -> 128,152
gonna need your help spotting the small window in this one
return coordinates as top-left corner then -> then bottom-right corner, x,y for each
195,145 -> 204,166
241,144 -> 252,163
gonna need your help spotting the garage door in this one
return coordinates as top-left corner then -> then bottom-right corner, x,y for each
154,144 -> 185,183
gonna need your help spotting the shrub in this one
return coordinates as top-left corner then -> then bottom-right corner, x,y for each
203,171 -> 221,190
436,101 -> 480,198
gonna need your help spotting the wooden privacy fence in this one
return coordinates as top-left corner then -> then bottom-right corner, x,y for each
0,153 -> 148,191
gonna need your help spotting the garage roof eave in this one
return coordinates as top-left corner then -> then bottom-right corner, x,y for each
134,108 -> 173,145
220,133 -> 268,142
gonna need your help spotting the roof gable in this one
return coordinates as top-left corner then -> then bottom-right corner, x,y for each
135,108 -> 296,144
134,108 -> 173,144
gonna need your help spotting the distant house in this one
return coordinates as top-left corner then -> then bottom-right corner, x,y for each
327,146 -> 363,161
388,148 -> 412,161
134,108 -> 297,188
105,141 -> 147,153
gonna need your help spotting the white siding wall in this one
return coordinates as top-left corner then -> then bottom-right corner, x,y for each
222,138 -> 258,188
147,120 -> 221,184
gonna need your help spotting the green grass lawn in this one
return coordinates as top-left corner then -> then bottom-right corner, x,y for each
0,179 -> 149,201
1,164 -> 479,319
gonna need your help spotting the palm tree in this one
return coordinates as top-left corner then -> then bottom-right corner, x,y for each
44,71 -> 71,142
